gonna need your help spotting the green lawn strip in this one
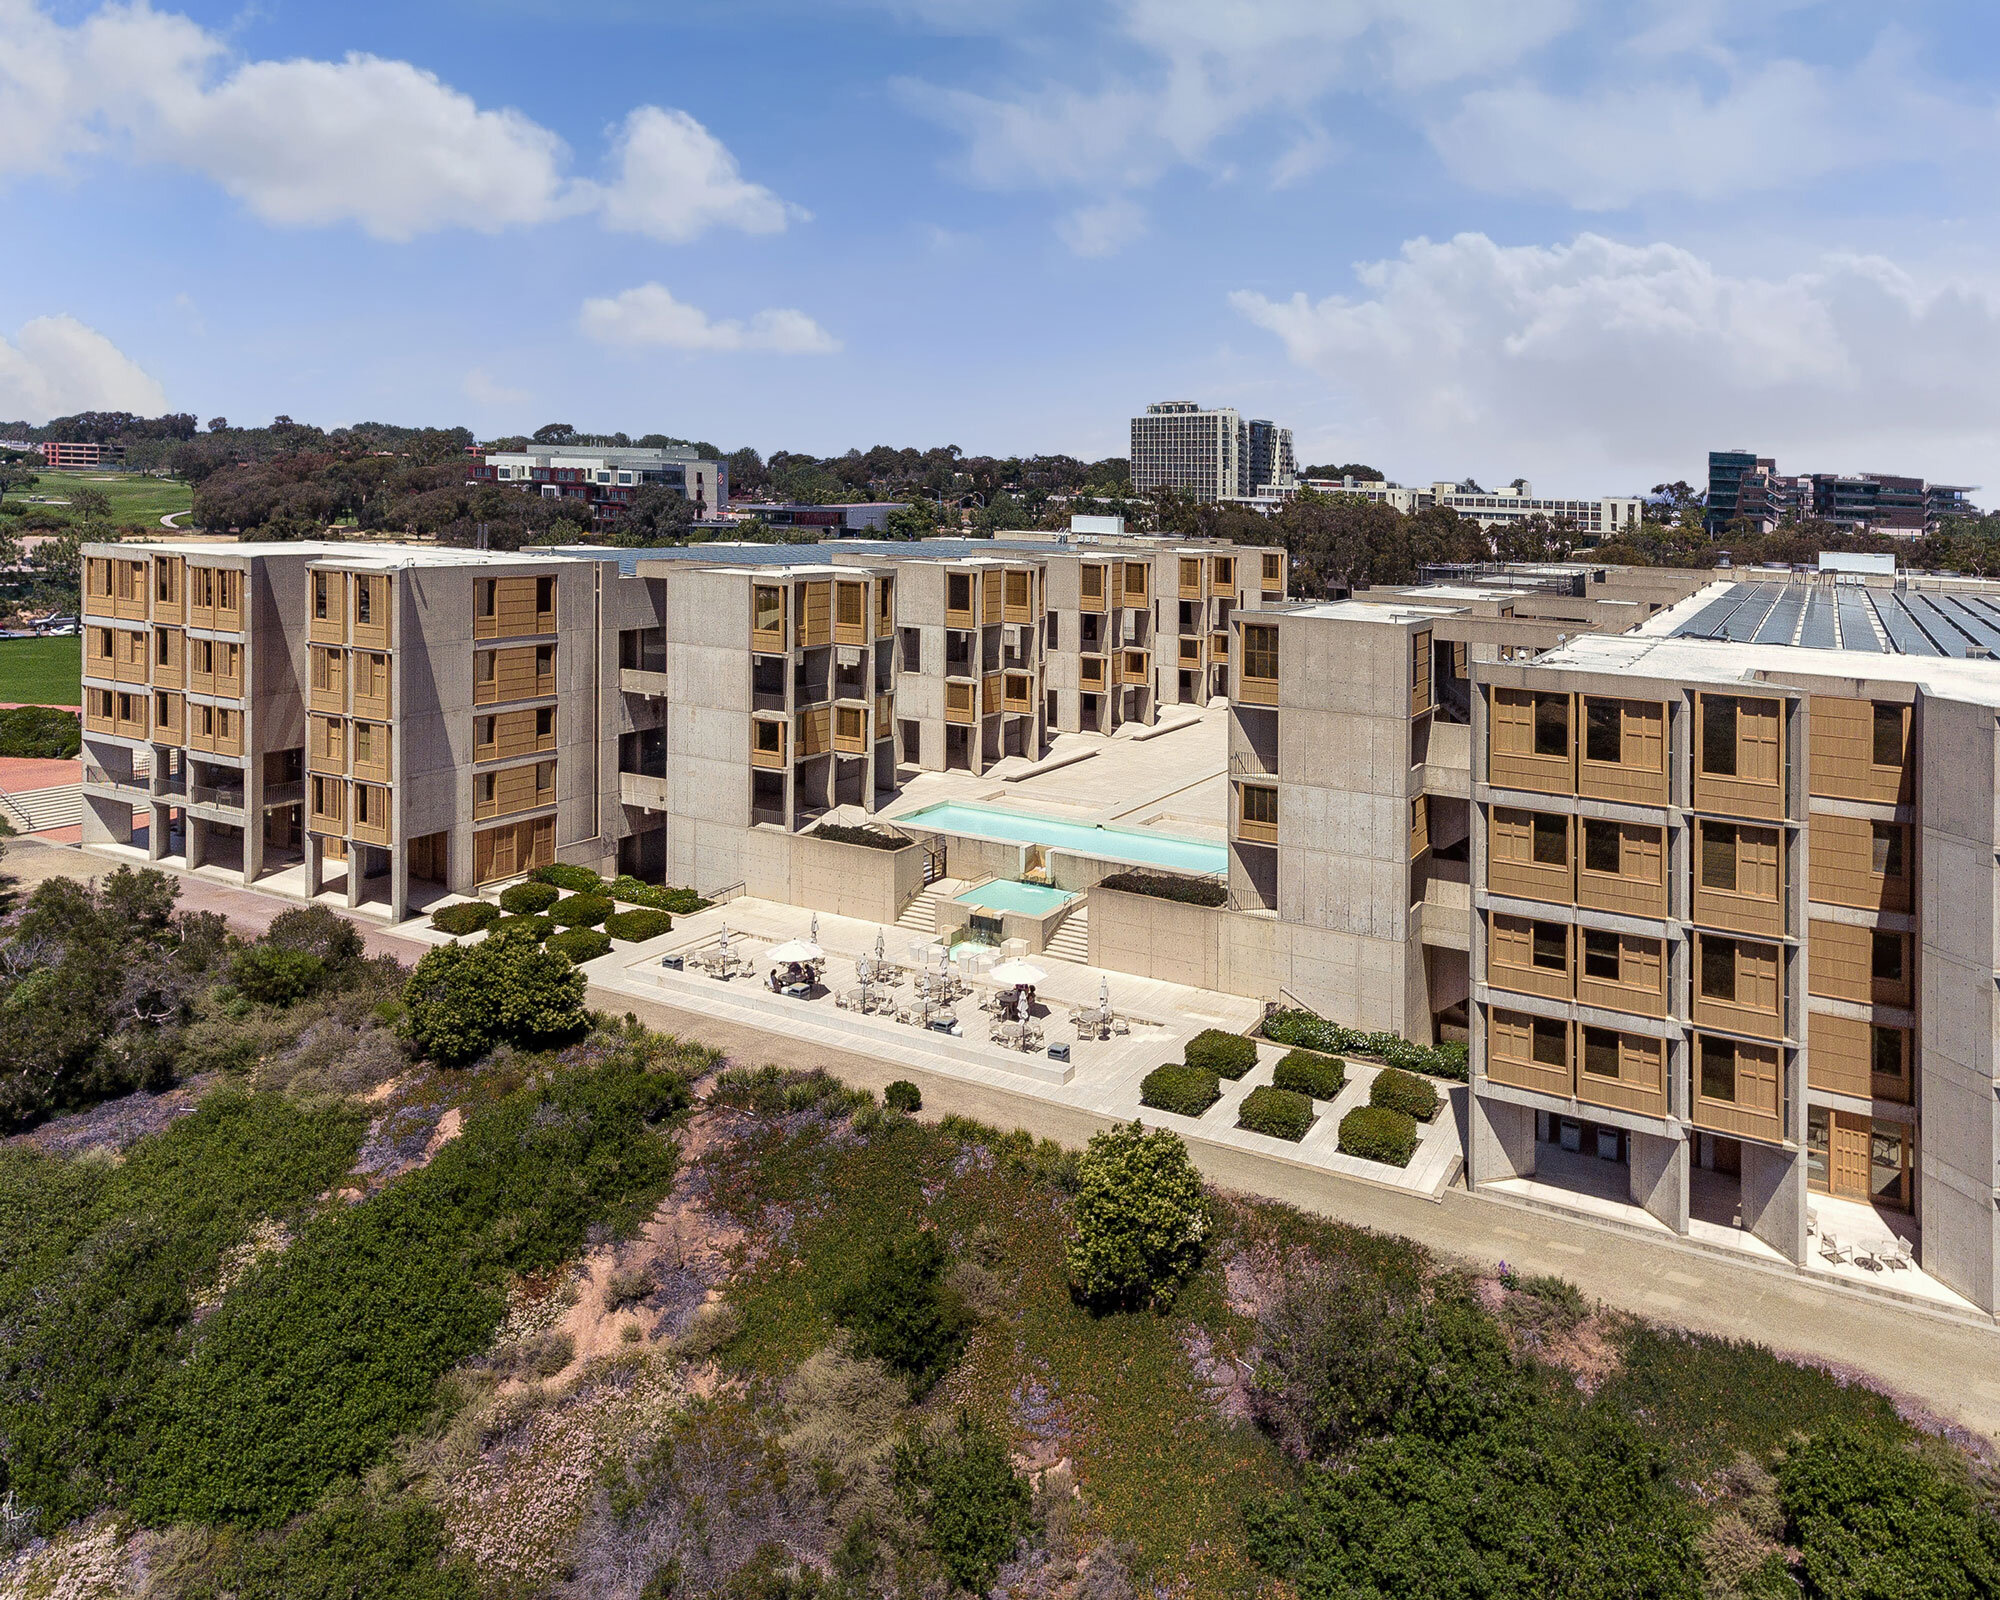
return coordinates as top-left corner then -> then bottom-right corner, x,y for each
8,470 -> 192,527
0,635 -> 82,705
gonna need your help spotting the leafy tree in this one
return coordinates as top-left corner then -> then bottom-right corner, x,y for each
173,1493 -> 480,1600
401,922 -> 587,1066
27,526 -> 91,612
603,483 -> 695,546
533,422 -> 577,443
261,904 -> 365,970
230,945 -> 326,1007
883,498 -> 944,540
830,1227 -> 973,1392
895,1413 -> 1032,1594
1065,1122 -> 1210,1309
69,487 -> 113,520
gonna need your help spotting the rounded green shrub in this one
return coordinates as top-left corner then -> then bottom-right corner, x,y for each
498,881 -> 560,915
884,1079 -> 923,1113
1065,1123 -> 1210,1309
1184,1027 -> 1257,1080
548,893 -> 613,929
529,863 -> 604,894
488,914 -> 551,942
608,876 -> 708,915
602,908 -> 674,943
547,927 -> 612,965
1369,1066 -> 1441,1122
1237,1085 -> 1314,1141
1140,1063 -> 1221,1117
1338,1104 -> 1419,1166
1272,1048 -> 1346,1101
430,900 -> 499,936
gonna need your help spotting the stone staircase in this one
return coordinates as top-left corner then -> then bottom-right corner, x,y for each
1042,903 -> 1090,963
0,783 -> 83,834
896,882 -> 955,936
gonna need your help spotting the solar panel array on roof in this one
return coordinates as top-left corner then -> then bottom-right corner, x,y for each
1752,588 -> 1806,645
1663,580 -> 2000,657
1834,590 -> 1883,651
1797,591 -> 1836,649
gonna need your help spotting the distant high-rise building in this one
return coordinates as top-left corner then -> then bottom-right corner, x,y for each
1130,401 -> 1245,502
1245,419 -> 1296,496
1708,449 -> 1978,536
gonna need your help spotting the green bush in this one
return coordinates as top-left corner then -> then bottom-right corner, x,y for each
603,908 -> 674,942
261,906 -> 364,969
809,822 -> 909,851
607,876 -> 708,915
1098,870 -> 1228,907
547,928 -> 613,964
1065,1122 -> 1211,1310
1184,1027 -> 1258,1080
1238,1085 -> 1314,1142
1139,1063 -> 1221,1117
894,1412 -> 1032,1594
0,704 -> 81,759
883,1079 -> 923,1114
830,1229 -> 973,1394
549,892 -> 613,928
401,922 -> 587,1067
1272,1049 -> 1346,1101
428,900 -> 498,936
529,862 -> 604,894
1337,1105 -> 1418,1167
135,1056 -> 689,1526
1778,1423 -> 2000,1598
171,1492 -> 479,1600
488,913 -> 551,941
1368,1066 -> 1440,1122
1263,1008 -> 1469,1082
498,880 -> 560,915
230,945 -> 325,1007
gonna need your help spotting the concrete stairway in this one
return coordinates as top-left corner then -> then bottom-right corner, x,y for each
896,883 -> 954,936
0,783 -> 83,833
1042,904 -> 1089,963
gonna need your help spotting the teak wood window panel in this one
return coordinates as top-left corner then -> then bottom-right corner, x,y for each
112,690 -> 149,740
310,571 -> 347,643
1695,694 -> 1784,820
1578,697 -> 1667,804
751,585 -> 786,651
1121,563 -> 1148,603
945,573 -> 975,627
310,774 -> 346,830
1239,624 -> 1278,705
1694,820 -> 1784,937
800,581 -> 833,647
1262,552 -> 1283,590
1486,1008 -> 1573,1097
1120,650 -> 1149,686
351,720 -> 392,783
1178,558 -> 1204,599
85,557 -> 115,616
1575,818 -> 1667,918
351,780 -> 392,846
186,566 -> 243,631
1212,556 -> 1234,589
1694,933 -> 1784,1039
1488,914 -> 1572,1002
1409,794 -> 1429,858
350,574 -> 391,649
1003,569 -> 1034,624
795,705 -> 832,756
834,581 -> 868,647
944,681 -> 976,724
310,715 -> 347,774
350,650 -> 391,719
877,577 -> 895,637
474,760 -> 554,821
85,687 -> 115,733
1079,656 -> 1107,692
750,717 -> 787,768
1409,629 -> 1432,717
1489,688 -> 1575,794
1002,672 -> 1032,713
1237,782 -> 1278,845
309,645 -> 347,712
1078,565 -> 1107,613
1576,1026 -> 1668,1117
152,556 -> 183,622
982,569 -> 1003,624
475,707 -> 556,763
151,627 -> 184,688
472,816 -> 554,884
473,645 -> 552,706
833,705 -> 868,754
1693,1033 -> 1783,1142
1488,807 -> 1573,904
474,576 -> 555,640
1808,1013 -> 1913,1103
152,691 -> 183,742
1576,927 -> 1667,1016
1808,813 -> 1911,914
111,558 -> 149,621
188,702 -> 238,755
1808,697 -> 1913,805
1807,918 -> 1913,1009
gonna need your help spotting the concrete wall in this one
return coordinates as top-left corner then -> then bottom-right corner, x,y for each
1087,885 -> 1281,997
787,830 -> 927,925
664,568 -> 756,892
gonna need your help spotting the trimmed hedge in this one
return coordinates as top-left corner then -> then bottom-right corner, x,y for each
608,876 -> 708,915
1185,1028 -> 1257,1081
1264,1007 -> 1469,1082
884,1079 -> 923,1113
430,901 -> 499,937
1338,1105 -> 1419,1167
1369,1066 -> 1440,1122
1098,871 -> 1228,908
529,863 -> 605,894
488,914 -> 552,942
1272,1048 -> 1346,1101
1237,1085 -> 1314,1142
498,881 -> 560,915
603,908 -> 674,943
1139,1063 -> 1221,1117
546,928 -> 612,964
810,823 -> 908,851
548,893 -> 613,929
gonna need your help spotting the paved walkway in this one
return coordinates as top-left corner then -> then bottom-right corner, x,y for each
14,837 -> 2000,1442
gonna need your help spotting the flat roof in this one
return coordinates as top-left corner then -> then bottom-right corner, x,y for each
1533,628 -> 2000,706
92,539 -> 602,569
1657,578 -> 2000,659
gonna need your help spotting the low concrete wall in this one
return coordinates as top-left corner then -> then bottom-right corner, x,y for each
1087,885 -> 1282,997
935,886 -> 1075,955
744,828 -> 925,925
1047,847 -> 1135,891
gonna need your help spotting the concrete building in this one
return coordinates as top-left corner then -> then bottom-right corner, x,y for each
731,502 -> 910,534
1302,475 -> 1646,540
40,441 -> 125,469
1131,403 -> 1295,502
1706,449 -> 1979,536
469,444 -> 728,527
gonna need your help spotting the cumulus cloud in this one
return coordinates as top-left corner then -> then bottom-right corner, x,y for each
0,0 -> 794,242
1232,232 -> 2000,486
579,284 -> 841,355
463,368 -> 530,409
0,314 -> 167,423
1055,196 -> 1146,258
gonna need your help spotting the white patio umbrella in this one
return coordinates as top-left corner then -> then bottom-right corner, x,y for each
1099,976 -> 1111,1008
810,913 -> 820,942
990,958 -> 1047,988
766,938 -> 824,964
874,930 -> 887,961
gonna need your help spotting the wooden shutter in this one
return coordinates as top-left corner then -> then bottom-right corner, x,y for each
1738,698 -> 1782,783
1492,689 -> 1534,754
1622,702 -> 1664,771
1738,826 -> 1780,900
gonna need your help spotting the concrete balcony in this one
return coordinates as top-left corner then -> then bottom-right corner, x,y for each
189,782 -> 246,813
82,763 -> 149,797
263,779 -> 306,809
1416,857 -> 1471,949
620,668 -> 670,699
620,771 -> 670,811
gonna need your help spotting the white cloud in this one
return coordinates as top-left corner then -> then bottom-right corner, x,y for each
1055,196 -> 1146,258
1269,125 -> 1337,190
579,284 -> 841,354
1232,232 -> 2000,487
463,367 -> 530,409
0,0 -> 794,243
0,314 -> 167,422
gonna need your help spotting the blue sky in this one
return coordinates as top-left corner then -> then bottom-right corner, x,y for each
5,0 -> 2000,494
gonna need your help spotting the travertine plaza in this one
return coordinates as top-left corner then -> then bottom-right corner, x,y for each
76,531 -> 2000,1311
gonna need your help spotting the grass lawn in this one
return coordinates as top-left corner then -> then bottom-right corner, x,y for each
0,635 -> 83,705
6,469 -> 193,529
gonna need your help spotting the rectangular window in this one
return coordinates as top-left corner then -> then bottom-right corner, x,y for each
476,653 -> 495,684
1531,1018 -> 1567,1067
535,645 -> 554,674
753,585 -> 783,635
1582,929 -> 1619,980
313,572 -> 330,620
1700,1036 -> 1737,1102
536,706 -> 554,739
536,575 -> 555,613
948,574 -> 972,611
754,720 -> 782,755
1871,1025 -> 1907,1082
1533,695 -> 1568,757
1701,822 -> 1738,891
1582,819 -> 1621,875
1585,700 -> 1621,763
1242,785 -> 1277,826
1242,624 -> 1278,680
355,579 -> 372,625
1531,813 -> 1567,866
1581,1026 -> 1620,1080
1702,697 -> 1738,776
1701,937 -> 1738,1001
1872,702 -> 1903,767
1870,930 -> 1904,985
1531,922 -> 1566,970
1871,821 -> 1905,879
475,715 -> 494,748
478,579 -> 496,617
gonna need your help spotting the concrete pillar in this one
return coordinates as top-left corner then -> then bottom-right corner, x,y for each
306,835 -> 323,898
389,848 -> 409,924
243,770 -> 265,885
187,815 -> 207,870
345,845 -> 363,908
81,791 -> 134,848
1467,1092 -> 1537,1186
1628,1129 -> 1690,1234
148,801 -> 167,860
1740,1141 -> 1808,1264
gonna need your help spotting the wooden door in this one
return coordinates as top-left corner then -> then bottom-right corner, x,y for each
1828,1111 -> 1871,1198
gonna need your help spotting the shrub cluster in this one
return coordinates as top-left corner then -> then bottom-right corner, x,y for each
604,908 -> 674,943
893,1413 -> 1032,1594
1368,1066 -> 1440,1122
401,923 -> 587,1067
488,913 -> 552,941
1264,1008 -> 1469,1082
498,880 -> 560,915
529,862 -> 605,894
547,927 -> 613,964
0,704 -> 81,759
809,822 -> 909,851
608,875 -> 708,915
1140,1063 -> 1221,1117
1184,1027 -> 1257,1080
1337,1105 -> 1418,1167
1238,1085 -> 1315,1142
1098,870 -> 1228,908
549,892 -> 614,929
883,1079 -> 923,1113
429,900 -> 499,936
1065,1122 -> 1210,1309
1272,1048 -> 1346,1101
831,1229 -> 972,1394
